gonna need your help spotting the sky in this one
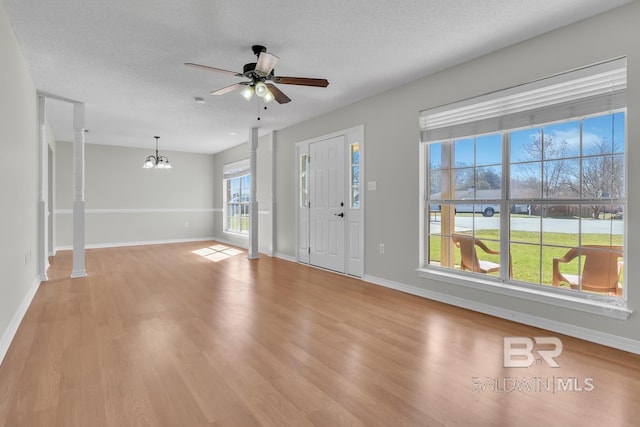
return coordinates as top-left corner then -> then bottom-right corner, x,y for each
429,111 -> 625,169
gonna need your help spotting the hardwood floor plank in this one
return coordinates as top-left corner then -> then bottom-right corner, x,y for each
1,241 -> 640,426
134,317 -> 211,427
99,336 -> 161,427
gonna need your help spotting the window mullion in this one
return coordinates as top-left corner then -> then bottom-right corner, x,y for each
500,131 -> 510,281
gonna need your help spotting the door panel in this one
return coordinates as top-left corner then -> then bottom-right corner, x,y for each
309,136 -> 345,273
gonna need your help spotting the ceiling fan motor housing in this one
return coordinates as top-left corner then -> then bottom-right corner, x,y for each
251,44 -> 267,56
243,62 -> 274,81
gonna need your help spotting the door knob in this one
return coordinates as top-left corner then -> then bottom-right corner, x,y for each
334,212 -> 344,217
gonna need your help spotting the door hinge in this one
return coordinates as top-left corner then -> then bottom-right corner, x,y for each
308,247 -> 311,254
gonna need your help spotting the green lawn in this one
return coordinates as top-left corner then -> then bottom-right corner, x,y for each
428,230 -> 623,288
228,215 -> 249,233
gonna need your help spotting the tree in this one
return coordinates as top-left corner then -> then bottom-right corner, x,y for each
429,169 -> 441,198
476,167 -> 501,190
516,130 -> 579,217
524,130 -> 577,198
454,167 -> 475,192
578,138 -> 624,219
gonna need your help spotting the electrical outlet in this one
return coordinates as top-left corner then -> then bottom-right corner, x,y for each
379,243 -> 385,254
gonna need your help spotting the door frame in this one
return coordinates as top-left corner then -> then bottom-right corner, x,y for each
295,125 -> 364,277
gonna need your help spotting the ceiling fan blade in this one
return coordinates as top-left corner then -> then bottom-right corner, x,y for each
272,76 -> 329,87
266,84 -> 291,104
255,52 -> 279,76
211,82 -> 248,95
185,62 -> 242,77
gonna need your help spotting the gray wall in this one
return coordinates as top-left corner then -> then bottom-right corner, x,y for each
55,142 -> 215,247
0,2 -> 39,361
273,3 -> 640,346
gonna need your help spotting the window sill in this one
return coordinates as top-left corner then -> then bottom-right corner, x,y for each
416,267 -> 632,320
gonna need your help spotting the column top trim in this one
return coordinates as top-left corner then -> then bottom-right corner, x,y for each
37,91 -> 83,104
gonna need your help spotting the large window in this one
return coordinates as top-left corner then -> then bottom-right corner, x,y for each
421,59 -> 627,300
223,160 -> 250,235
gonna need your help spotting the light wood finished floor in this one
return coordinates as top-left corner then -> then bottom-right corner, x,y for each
1,241 -> 640,426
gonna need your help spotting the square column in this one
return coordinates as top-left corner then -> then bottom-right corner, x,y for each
71,102 -> 87,278
248,127 -> 259,259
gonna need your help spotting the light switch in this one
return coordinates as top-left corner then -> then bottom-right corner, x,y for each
367,181 -> 377,191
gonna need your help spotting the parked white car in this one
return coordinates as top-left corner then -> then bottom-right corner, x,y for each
430,203 -> 499,217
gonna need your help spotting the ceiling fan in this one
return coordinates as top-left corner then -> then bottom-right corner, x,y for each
185,45 -> 329,104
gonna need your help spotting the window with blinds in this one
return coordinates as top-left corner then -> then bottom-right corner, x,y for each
420,58 -> 626,299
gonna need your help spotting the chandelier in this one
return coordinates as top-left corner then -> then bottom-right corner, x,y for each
143,136 -> 172,169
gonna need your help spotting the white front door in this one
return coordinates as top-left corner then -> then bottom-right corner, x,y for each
309,136 -> 345,273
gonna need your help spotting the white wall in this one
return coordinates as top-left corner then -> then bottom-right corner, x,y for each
0,2 -> 40,364
55,142 -> 215,248
273,3 -> 640,350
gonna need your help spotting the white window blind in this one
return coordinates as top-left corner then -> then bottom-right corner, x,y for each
223,159 -> 250,179
420,57 -> 626,142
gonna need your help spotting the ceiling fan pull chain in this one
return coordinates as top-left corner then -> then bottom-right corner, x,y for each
257,98 -> 261,121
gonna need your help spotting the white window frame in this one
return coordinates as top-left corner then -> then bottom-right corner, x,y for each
417,58 -> 631,319
223,159 -> 250,236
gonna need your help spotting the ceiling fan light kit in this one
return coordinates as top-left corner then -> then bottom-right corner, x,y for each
263,90 -> 275,103
185,44 -> 329,105
254,81 -> 269,97
240,85 -> 254,101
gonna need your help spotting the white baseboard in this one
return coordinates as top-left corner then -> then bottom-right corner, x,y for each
55,208 -> 217,214
0,278 -> 41,366
363,274 -> 640,355
209,236 -> 248,250
273,252 -> 297,263
55,238 -> 278,260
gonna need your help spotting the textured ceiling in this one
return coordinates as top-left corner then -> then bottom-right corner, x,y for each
4,0 -> 634,154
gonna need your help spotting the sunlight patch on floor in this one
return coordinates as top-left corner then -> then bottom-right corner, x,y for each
192,244 -> 244,262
